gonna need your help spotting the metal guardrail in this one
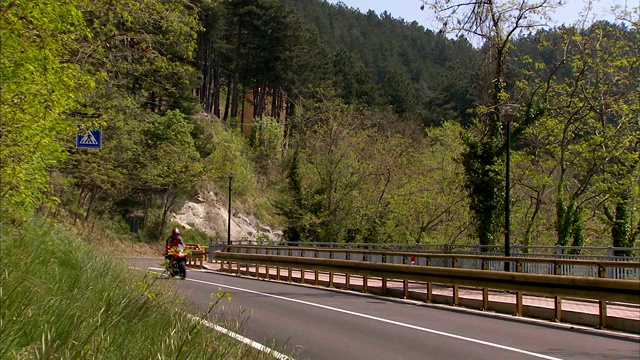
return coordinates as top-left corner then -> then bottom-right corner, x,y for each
212,250 -> 640,332
222,245 -> 640,280
184,244 -> 208,268
213,241 -> 640,259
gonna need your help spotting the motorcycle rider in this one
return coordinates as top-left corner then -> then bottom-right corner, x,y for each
164,227 -> 185,255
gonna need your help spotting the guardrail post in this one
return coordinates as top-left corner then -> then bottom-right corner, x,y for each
482,259 -> 489,310
515,260 -> 523,316
554,262 -> 561,275
315,250 -> 319,286
598,265 -> 607,279
556,245 -> 563,257
362,252 -> 368,292
403,279 -> 409,299
598,265 -> 608,329
403,256 -> 409,299
607,246 -> 614,260
444,244 -> 451,254
288,248 -> 292,283
382,254 -> 387,295
300,250 -> 306,284
554,262 -> 562,322
276,248 -> 281,281
426,257 -> 433,303
329,252 -> 334,288
346,252 -> 351,290
599,300 -> 608,329
452,257 -> 459,306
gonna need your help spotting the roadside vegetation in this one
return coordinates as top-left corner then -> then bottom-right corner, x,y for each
0,218 -> 281,359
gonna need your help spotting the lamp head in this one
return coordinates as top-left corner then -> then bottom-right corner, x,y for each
499,103 -> 520,116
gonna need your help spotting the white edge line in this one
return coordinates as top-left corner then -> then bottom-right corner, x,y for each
143,266 -> 562,360
143,267 -> 293,360
185,314 -> 292,360
185,277 -> 565,360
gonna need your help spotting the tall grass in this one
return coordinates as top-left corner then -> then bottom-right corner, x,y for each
0,218 -> 276,359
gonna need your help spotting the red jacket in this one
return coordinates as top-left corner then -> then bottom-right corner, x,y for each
165,235 -> 185,253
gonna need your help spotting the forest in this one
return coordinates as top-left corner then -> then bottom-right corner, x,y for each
1,0 -> 638,253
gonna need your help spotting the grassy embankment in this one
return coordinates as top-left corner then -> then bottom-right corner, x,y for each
0,217 -> 281,359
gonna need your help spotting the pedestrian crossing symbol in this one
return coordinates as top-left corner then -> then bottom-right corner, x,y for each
75,126 -> 102,149
80,130 -> 98,145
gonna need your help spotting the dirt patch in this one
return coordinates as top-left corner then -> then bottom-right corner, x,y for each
100,239 -> 164,258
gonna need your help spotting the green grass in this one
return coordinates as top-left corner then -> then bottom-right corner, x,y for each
0,217 -> 282,359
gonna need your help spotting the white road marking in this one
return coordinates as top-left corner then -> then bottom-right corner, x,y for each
186,276 -> 564,360
144,267 -> 292,360
185,314 -> 292,360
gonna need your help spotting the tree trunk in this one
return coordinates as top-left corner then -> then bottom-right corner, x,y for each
213,53 -> 222,118
223,73 -> 232,121
230,22 -> 242,120
84,183 -> 101,221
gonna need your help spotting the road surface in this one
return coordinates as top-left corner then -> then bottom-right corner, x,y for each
135,258 -> 640,360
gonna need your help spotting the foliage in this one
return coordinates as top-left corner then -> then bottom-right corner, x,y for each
381,69 -> 416,117
280,0 -> 480,124
520,21 -> 640,248
276,95 -> 469,244
204,127 -> 258,200
249,116 -> 285,169
421,0 -> 565,245
180,225 -> 215,245
197,0 -> 303,121
3,0 -> 639,255
0,217 -> 276,359
75,0 -> 201,113
0,0 -> 91,220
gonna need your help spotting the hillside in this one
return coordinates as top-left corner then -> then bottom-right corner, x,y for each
279,0 -> 481,126
2,0 -> 638,255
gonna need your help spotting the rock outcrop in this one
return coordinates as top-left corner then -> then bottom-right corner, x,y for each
171,191 -> 281,242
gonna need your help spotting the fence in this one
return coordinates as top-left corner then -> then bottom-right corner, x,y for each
220,245 -> 640,280
215,241 -> 638,257
212,250 -> 640,333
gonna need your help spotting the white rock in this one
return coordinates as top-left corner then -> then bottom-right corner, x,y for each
171,193 -> 280,243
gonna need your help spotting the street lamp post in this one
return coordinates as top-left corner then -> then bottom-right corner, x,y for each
499,103 -> 520,272
227,172 -> 234,248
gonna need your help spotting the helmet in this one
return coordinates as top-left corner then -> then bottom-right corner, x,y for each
172,228 -> 180,236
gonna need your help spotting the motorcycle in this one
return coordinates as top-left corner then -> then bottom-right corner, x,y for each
164,245 -> 189,279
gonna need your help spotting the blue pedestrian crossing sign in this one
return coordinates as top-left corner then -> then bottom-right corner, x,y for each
76,126 -> 102,149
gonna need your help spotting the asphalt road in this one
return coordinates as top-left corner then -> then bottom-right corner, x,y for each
134,258 -> 640,360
